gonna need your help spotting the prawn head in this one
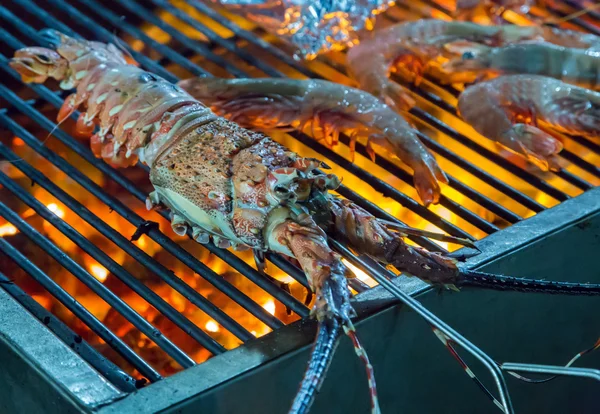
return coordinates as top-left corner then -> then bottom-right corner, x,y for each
442,41 -> 492,74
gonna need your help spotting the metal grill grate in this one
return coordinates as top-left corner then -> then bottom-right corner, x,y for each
0,0 -> 598,393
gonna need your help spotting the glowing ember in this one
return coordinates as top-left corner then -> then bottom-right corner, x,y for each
343,259 -> 377,288
21,208 -> 36,218
12,137 -> 25,146
205,320 -> 219,333
46,203 -> 65,219
263,299 -> 276,316
0,223 -> 17,237
89,264 -> 109,282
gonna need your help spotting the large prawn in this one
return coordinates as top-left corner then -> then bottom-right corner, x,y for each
457,74 -> 599,169
443,41 -> 600,90
10,30 -> 600,414
345,19 -> 598,110
177,77 -> 448,206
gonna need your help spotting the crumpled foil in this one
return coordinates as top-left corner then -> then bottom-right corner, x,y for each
210,0 -> 394,60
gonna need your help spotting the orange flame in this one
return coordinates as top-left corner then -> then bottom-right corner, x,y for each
205,320 -> 220,333
343,259 -> 377,288
0,223 -> 17,237
89,264 -> 109,282
46,203 -> 65,219
263,299 -> 276,316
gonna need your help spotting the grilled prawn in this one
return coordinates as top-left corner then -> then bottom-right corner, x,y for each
458,75 -> 599,169
345,19 -> 591,109
11,30 -> 600,414
178,77 -> 448,206
444,41 -> 600,90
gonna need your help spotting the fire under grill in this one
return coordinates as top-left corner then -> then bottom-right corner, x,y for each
0,0 -> 599,413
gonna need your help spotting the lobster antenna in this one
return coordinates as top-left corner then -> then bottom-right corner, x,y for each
0,114 -> 70,166
505,337 -> 600,384
343,321 -> 381,414
432,327 -> 506,413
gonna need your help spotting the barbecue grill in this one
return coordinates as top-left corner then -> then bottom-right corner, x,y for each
0,0 -> 599,413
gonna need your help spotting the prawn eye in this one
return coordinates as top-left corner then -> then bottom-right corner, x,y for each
462,51 -> 475,60
35,54 -> 51,63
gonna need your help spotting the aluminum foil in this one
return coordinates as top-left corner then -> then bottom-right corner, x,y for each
210,0 -> 394,60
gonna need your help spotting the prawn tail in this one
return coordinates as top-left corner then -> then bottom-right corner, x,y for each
411,155 -> 448,207
289,318 -> 343,414
382,81 -> 416,112
502,124 -> 563,171
458,269 -> 600,296
443,41 -> 492,73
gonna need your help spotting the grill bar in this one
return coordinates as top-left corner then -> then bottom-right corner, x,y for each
0,231 -> 162,382
75,0 -> 210,77
117,0 -> 251,78
542,5 -> 600,36
0,271 -> 139,392
149,0 -> 286,77
563,0 -> 600,21
0,0 -> 597,394
0,141 -> 230,351
0,175 -> 200,369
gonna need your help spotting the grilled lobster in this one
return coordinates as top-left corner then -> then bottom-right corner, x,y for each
10,30 -> 600,414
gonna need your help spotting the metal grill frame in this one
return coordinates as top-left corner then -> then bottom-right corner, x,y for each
0,0 -> 599,412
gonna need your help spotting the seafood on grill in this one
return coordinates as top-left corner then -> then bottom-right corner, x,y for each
11,30 -> 600,414
178,77 -> 448,206
443,41 -> 600,89
457,74 -> 600,169
453,0 -> 535,22
345,19 -> 599,109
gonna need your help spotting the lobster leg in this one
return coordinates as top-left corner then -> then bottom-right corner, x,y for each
326,197 -> 600,295
269,218 -> 379,414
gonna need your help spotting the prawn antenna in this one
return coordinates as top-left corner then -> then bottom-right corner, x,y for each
458,270 -> 600,296
544,3 -> 600,26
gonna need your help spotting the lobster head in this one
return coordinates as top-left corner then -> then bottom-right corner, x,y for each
9,47 -> 68,84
